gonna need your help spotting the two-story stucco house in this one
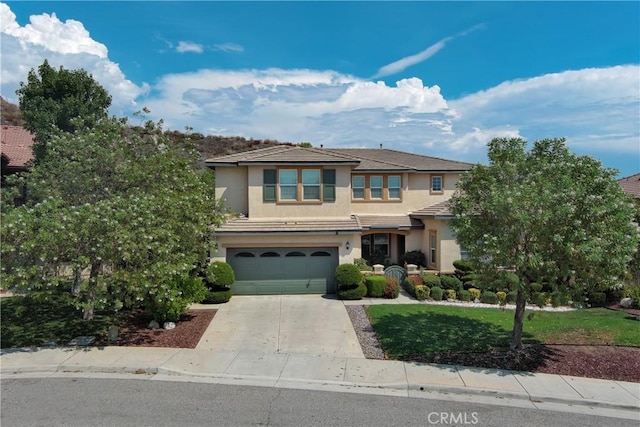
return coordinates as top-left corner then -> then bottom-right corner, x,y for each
206,145 -> 473,295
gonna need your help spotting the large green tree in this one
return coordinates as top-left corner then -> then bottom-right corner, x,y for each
16,59 -> 112,163
450,137 -> 637,351
1,117 -> 223,321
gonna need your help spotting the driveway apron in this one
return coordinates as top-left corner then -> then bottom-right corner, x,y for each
196,295 -> 364,358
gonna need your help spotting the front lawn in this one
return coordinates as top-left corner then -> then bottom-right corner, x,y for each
366,304 -> 639,359
0,294 -> 115,348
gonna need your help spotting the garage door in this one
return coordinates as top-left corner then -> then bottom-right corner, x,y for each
227,247 -> 338,295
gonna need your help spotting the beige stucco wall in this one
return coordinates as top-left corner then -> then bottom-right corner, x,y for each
421,219 -> 462,272
211,233 -> 361,264
247,165 -> 353,218
214,166 -> 248,215
350,173 -> 461,215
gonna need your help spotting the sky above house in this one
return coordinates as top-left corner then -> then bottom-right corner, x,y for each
1,1 -> 638,177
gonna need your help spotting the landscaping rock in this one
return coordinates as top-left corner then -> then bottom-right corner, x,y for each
163,321 -> 176,330
148,320 -> 160,329
620,298 -> 633,308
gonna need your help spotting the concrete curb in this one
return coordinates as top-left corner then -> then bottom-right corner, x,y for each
5,363 -> 636,413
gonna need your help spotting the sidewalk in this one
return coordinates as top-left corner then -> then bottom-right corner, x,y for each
1,345 -> 638,420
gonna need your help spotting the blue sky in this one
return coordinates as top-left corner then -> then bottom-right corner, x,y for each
1,1 -> 638,177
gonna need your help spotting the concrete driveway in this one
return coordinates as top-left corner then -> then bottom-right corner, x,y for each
196,295 -> 364,358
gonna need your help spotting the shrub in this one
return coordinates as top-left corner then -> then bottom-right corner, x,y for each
354,258 -> 373,272
533,292 -> 547,308
335,264 -> 363,287
446,289 -> 456,300
481,290 -> 499,305
462,273 -> 479,288
440,275 -> 463,293
203,288 -> 233,304
146,276 -> 208,322
623,283 -> 640,308
550,291 -> 570,307
430,286 -> 444,301
498,272 -> 520,292
587,291 -> 607,307
402,275 -> 423,297
530,283 -> 543,293
469,288 -> 481,300
365,276 -> 387,298
414,285 -> 430,301
384,278 -> 400,299
496,291 -> 507,303
338,282 -> 367,300
506,290 -> 518,304
458,289 -> 471,302
400,250 -> 426,267
421,273 -> 441,288
206,262 -> 235,287
453,259 -> 474,274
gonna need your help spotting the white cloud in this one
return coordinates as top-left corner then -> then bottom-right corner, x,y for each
176,41 -> 203,54
0,2 -> 147,114
214,43 -> 244,53
373,24 -> 484,78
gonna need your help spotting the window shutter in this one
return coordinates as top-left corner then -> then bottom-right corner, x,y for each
263,169 -> 276,201
323,169 -> 336,201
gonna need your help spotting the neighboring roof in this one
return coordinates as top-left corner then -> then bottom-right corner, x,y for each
328,148 -> 473,172
0,125 -> 34,170
618,173 -> 640,200
357,215 -> 424,231
214,216 -> 362,235
205,145 -> 473,172
410,200 -> 453,218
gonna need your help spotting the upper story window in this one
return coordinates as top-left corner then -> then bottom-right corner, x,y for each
263,168 -> 335,203
352,174 -> 402,201
431,175 -> 443,194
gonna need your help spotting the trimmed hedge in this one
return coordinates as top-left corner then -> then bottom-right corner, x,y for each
481,290 -> 499,305
430,286 -> 444,301
206,262 -> 235,287
458,289 -> 471,302
336,264 -> 363,287
203,288 -> 233,304
365,276 -> 387,297
440,275 -> 463,293
414,285 -> 430,301
338,282 -> 367,300
421,273 -> 441,288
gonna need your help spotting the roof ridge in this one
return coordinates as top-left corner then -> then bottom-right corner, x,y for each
379,147 -> 475,166
326,148 -> 416,170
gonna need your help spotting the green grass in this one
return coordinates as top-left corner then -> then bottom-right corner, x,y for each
366,304 -> 639,359
1,294 -> 116,348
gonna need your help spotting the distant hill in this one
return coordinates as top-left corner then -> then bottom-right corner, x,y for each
0,98 -> 291,158
1,97 -> 24,126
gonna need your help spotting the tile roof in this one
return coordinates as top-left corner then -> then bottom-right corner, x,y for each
1,125 -> 34,169
357,215 -> 424,230
214,216 -> 362,234
205,146 -> 359,166
618,173 -> 640,199
410,200 -> 453,218
328,148 -> 473,172
205,145 -> 473,172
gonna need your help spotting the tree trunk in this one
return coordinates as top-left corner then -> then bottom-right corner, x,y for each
82,261 -> 101,321
510,285 -> 527,351
71,266 -> 82,296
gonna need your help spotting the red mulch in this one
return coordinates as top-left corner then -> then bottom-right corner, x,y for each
95,309 -> 216,349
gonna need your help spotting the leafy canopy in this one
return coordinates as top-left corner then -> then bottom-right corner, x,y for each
1,117 -> 224,321
16,59 -> 112,162
449,137 -> 637,350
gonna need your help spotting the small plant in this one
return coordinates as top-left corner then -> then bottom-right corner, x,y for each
414,285 -> 430,301
496,291 -> 507,304
480,290 -> 499,305
430,286 -> 444,301
421,273 -> 441,288
469,287 -> 481,300
532,292 -> 546,308
402,275 -> 423,297
384,278 -> 400,299
458,289 -> 471,302
203,288 -> 233,304
440,275 -> 463,293
365,276 -> 387,297
446,289 -> 456,300
335,264 -> 363,287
